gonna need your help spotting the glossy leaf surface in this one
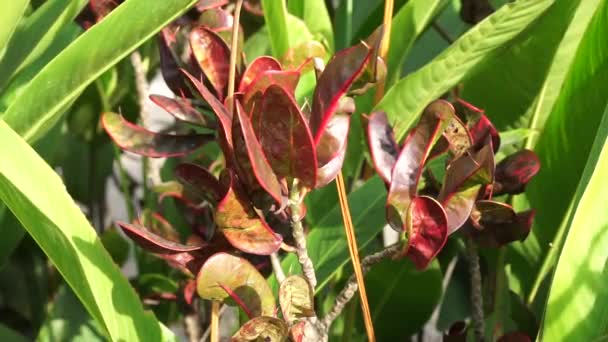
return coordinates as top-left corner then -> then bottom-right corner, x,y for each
470,201 -> 533,248
366,111 -> 399,183
242,69 -> 301,108
239,56 -> 282,93
116,222 -> 204,254
149,94 -> 208,126
315,114 -> 350,188
494,149 -> 540,195
174,163 -> 223,205
403,196 -> 448,270
190,27 -> 230,100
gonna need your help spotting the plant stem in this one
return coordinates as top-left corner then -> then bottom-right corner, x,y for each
289,180 -> 317,289
322,243 -> 401,330
270,252 -> 286,283
210,301 -> 220,342
465,236 -> 485,342
226,0 -> 243,115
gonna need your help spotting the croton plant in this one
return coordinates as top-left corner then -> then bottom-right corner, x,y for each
100,1 -> 540,341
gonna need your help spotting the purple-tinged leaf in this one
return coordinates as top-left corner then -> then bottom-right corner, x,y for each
197,253 -> 276,316
149,94 -> 208,126
174,163 -> 223,205
316,114 -> 350,188
158,27 -> 194,98
494,149 -> 540,195
470,201 -> 534,248
366,111 -> 399,183
190,27 -> 231,101
241,70 -> 301,110
232,316 -> 289,342
102,112 -> 211,157
215,171 -> 282,255
403,196 -> 448,270
386,101 -> 452,231
140,212 -> 182,242
310,42 -> 373,142
279,275 -> 315,325
469,113 -> 500,152
116,221 -> 205,254
232,102 -> 283,206
239,56 -> 282,93
251,85 -> 317,188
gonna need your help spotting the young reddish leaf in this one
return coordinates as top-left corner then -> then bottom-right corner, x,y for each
238,56 -> 282,93
366,111 -> 399,183
232,316 -> 289,342
403,196 -> 448,270
232,102 -> 283,206
386,101 -> 452,231
310,42 -> 373,142
438,144 -> 494,234
470,201 -> 534,248
116,222 -> 205,254
470,114 -> 500,152
215,171 -> 282,255
158,27 -> 194,98
251,85 -> 317,188
183,69 -> 233,156
102,112 -> 211,157
174,163 -> 223,205
315,114 -> 350,188
197,253 -> 276,316
149,94 -> 208,126
183,279 -> 197,305
279,275 -> 315,324
157,251 -> 203,277
494,149 -> 540,195
190,27 -> 231,100
241,70 -> 301,110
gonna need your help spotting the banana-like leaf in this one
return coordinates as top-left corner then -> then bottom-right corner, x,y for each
0,119 -> 176,341
1,0 -> 198,143
375,0 -> 554,141
540,103 -> 608,341
286,0 -> 334,51
261,0 -> 290,58
0,0 -> 29,52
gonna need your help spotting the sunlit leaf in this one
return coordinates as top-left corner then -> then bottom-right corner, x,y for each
279,275 -> 315,324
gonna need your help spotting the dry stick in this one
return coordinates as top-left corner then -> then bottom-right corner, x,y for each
210,301 -> 220,342
290,180 -> 317,289
465,236 -> 485,342
322,243 -> 401,328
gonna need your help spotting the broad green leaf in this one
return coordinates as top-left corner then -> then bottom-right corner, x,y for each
0,0 -> 87,91
287,0 -> 334,51
0,324 -> 28,342
540,102 -> 608,341
507,0 -> 608,300
273,177 -> 387,292
460,0 -> 602,132
375,0 -> 554,141
0,120 -> 175,341
385,0 -> 447,87
1,0 -> 198,143
0,0 -> 29,52
261,0 -> 290,58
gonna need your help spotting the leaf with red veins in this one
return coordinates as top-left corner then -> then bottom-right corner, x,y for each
219,284 -> 255,319
469,201 -> 535,248
402,196 -> 448,270
158,27 -> 194,98
215,171 -> 282,255
232,316 -> 289,342
116,221 -> 205,254
310,41 -> 373,143
494,149 -> 540,195
149,94 -> 209,127
232,102 -> 283,206
386,101 -> 452,231
183,69 -> 233,157
438,143 -> 495,235
315,113 -> 350,188
196,0 -> 229,12
251,85 -> 317,188
197,253 -> 276,317
190,27 -> 231,101
239,56 -> 282,93
242,70 -> 301,111
174,163 -> 224,205
102,112 -> 211,157
366,111 -> 399,184
454,99 -> 500,152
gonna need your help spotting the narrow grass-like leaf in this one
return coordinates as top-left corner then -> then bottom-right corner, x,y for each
0,0 -> 29,52
261,0 -> 290,58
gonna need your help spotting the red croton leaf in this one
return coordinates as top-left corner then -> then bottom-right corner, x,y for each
402,196 -> 448,270
469,200 -> 534,248
366,111 -> 399,183
232,316 -> 289,341
241,69 -> 301,111
196,0 -> 229,12
215,171 -> 282,255
439,143 -> 494,234
494,149 -> 540,195
174,163 -> 224,205
456,99 -> 500,152
102,112 -> 211,157
158,27 -> 195,98
238,56 -> 282,93
309,40 -> 373,143
116,221 -> 205,254
316,112 -> 351,188
149,94 -> 209,127
251,85 -> 317,188
386,100 -> 453,231
190,26 -> 231,101
183,279 -> 197,305
232,102 -> 283,206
